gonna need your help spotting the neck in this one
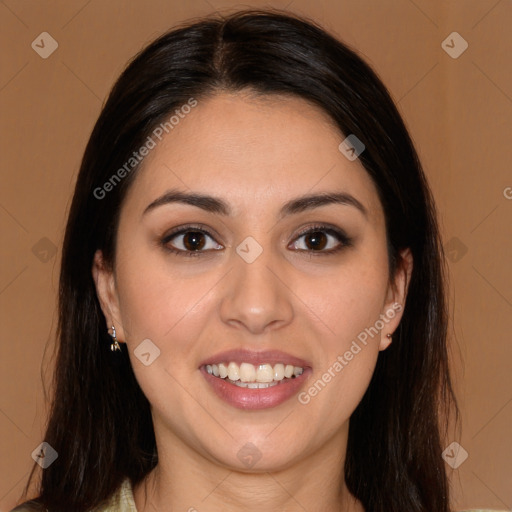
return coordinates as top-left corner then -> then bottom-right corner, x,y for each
133,426 -> 364,512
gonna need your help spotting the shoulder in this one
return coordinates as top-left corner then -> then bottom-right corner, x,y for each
9,479 -> 137,512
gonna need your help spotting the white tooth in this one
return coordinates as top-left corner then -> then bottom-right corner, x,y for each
293,366 -> 303,376
242,381 -> 278,389
284,364 -> 294,378
215,361 -> 302,382
239,362 -> 256,382
206,365 -> 213,374
256,364 -> 274,383
218,363 -> 228,379
227,362 -> 240,381
273,363 -> 285,381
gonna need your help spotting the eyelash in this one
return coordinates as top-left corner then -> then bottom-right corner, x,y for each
160,223 -> 353,258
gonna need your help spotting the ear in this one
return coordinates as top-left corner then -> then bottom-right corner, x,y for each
92,250 -> 125,342
379,248 -> 413,351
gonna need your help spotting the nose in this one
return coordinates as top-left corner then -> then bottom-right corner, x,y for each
219,242 -> 294,335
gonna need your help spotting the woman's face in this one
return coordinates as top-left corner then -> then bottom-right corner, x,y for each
94,91 -> 411,472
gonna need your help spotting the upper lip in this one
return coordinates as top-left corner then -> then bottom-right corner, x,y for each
199,349 -> 311,369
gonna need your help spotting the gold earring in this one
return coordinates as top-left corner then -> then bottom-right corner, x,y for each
109,325 -> 121,352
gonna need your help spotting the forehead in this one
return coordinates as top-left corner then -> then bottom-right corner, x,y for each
122,91 -> 383,222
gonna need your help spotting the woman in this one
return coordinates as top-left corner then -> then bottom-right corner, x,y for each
12,9 -> 500,512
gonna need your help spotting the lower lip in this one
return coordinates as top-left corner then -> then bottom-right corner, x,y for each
200,366 -> 311,410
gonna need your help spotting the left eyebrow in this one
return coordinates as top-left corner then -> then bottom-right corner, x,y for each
279,191 -> 367,219
142,189 -> 367,219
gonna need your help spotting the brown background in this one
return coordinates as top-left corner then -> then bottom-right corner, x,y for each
0,1 -> 511,511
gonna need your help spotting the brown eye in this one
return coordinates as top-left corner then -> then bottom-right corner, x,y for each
303,231 -> 328,250
161,226 -> 223,256
290,225 -> 351,254
182,231 -> 206,251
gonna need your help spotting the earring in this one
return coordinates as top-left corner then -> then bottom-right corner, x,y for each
109,325 -> 121,352
386,333 -> 393,340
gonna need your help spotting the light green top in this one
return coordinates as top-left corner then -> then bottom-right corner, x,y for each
93,479 -> 137,511
11,478 -> 507,512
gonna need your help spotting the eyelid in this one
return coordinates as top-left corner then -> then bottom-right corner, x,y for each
294,222 -> 347,238
161,223 -> 214,243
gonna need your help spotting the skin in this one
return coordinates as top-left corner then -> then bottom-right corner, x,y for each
93,90 -> 413,512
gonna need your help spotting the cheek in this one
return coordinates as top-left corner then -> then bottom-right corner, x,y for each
113,252 -> 216,416
114,248 -> 218,347
294,245 -> 389,415
300,250 -> 389,343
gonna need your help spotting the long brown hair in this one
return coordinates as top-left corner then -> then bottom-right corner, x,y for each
18,9 -> 458,512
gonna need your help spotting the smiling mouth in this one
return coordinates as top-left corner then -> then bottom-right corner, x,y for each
204,361 -> 304,388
